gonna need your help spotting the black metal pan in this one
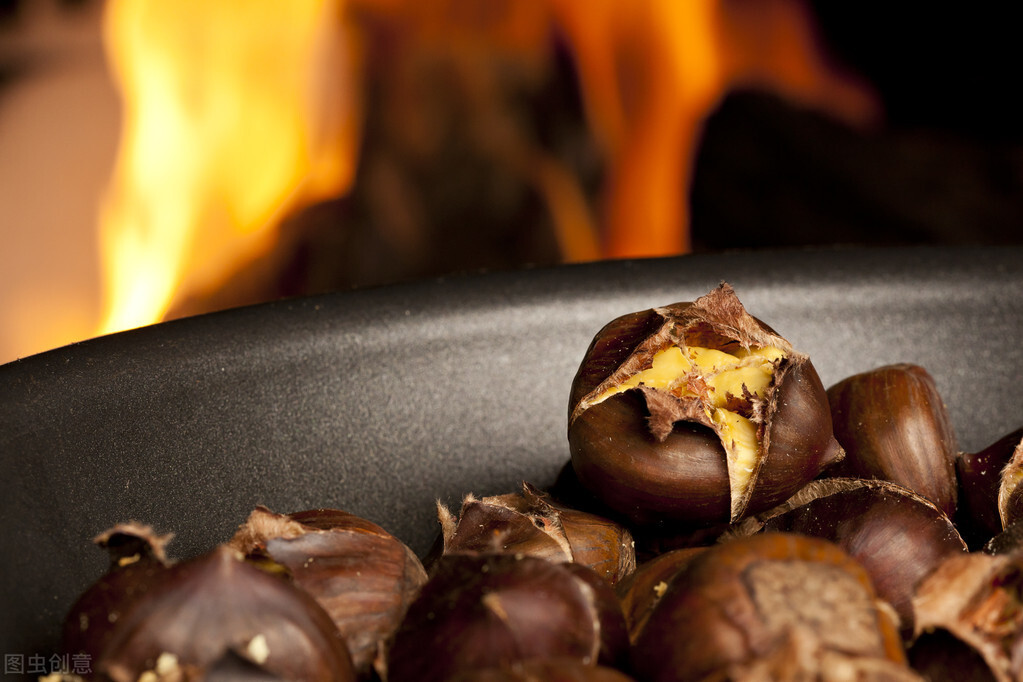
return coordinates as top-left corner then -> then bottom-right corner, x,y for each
3,245 -> 1022,655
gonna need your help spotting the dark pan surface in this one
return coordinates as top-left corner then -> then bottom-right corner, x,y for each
3,245 -> 1022,654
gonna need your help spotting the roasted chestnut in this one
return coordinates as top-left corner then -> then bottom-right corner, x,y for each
436,482 -> 636,585
727,477 -> 967,639
631,532 -> 918,681
66,538 -> 355,681
386,553 -> 628,682
826,363 -> 960,517
567,283 -> 844,525
228,506 -> 427,679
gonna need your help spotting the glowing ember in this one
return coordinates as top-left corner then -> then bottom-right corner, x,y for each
96,0 -> 360,335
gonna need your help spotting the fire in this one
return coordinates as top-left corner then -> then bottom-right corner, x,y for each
92,0 -> 877,340
96,0 -> 359,335
549,0 -> 878,257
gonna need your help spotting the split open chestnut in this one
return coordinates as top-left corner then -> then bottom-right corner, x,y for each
567,283 -> 844,525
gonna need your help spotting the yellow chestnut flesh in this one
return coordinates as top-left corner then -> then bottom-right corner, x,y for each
588,343 -> 784,520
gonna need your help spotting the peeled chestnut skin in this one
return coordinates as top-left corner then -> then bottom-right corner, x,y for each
386,554 -> 628,682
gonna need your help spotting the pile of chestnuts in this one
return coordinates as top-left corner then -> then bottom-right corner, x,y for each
56,283 -> 1023,681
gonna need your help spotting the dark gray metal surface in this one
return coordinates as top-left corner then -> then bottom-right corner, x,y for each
2,245 -> 1022,655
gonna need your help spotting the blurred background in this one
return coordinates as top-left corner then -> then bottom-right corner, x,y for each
2,0 -> 1022,365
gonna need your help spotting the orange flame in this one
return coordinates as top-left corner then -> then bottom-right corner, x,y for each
92,0 -> 877,341
549,0 -> 878,257
97,0 -> 360,335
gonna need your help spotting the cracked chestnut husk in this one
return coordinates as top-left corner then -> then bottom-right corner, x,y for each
826,363 -> 960,518
386,553 -> 629,682
228,506 -> 427,679
64,533 -> 355,682
727,477 -> 967,640
567,283 -> 844,526
957,428 -> 1023,549
911,551 -> 1023,682
435,482 -> 636,586
631,532 -> 920,682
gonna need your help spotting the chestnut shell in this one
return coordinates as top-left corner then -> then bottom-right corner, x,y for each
386,553 -> 628,682
90,545 -> 355,681
827,363 -> 960,518
631,533 -> 910,682
729,477 -> 968,640
229,506 -> 428,680
567,292 -> 843,525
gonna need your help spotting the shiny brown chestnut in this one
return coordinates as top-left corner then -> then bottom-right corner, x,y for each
631,533 -> 919,682
436,482 -> 636,586
69,541 -> 355,681
228,506 -> 427,679
827,363 -> 960,517
727,477 -> 967,640
568,283 -> 844,526
386,553 -> 629,682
